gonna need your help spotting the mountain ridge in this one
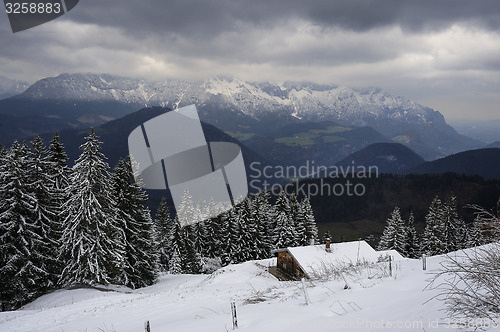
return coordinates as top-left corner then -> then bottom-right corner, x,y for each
0,72 -> 481,159
336,142 -> 425,174
0,75 -> 30,100
407,148 -> 500,179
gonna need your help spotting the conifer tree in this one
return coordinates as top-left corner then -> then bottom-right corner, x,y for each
252,191 -> 273,257
169,215 -> 186,273
442,193 -> 461,252
289,193 -> 307,245
182,224 -> 201,273
28,135 -> 62,290
0,142 -> 44,309
300,197 -> 319,245
59,130 -> 125,286
466,220 -> 483,248
232,199 -> 259,262
192,220 -> 208,257
323,230 -> 332,243
405,212 -> 420,258
421,196 -> 446,256
168,247 -> 183,275
377,206 -> 406,254
220,209 -> 238,266
274,210 -> 297,249
205,214 -> 223,259
111,157 -> 158,288
47,132 -> 71,229
274,191 -> 297,248
177,189 -> 197,227
154,197 -> 173,271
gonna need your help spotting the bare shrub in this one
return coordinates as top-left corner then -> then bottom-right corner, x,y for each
308,260 -> 391,283
426,243 -> 500,326
468,201 -> 500,242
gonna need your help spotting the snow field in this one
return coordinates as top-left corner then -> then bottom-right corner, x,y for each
1,254 -> 499,332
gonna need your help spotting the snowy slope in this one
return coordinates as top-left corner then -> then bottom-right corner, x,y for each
1,247 -> 499,332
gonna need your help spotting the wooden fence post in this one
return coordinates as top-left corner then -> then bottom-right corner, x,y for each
231,302 -> 238,330
388,254 -> 392,277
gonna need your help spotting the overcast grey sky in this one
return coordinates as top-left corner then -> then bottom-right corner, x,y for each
0,0 -> 499,120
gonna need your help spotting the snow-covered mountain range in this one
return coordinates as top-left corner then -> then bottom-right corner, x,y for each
0,73 -> 480,159
19,73 -> 440,126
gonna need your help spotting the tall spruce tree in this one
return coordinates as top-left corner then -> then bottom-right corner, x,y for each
289,193 -> 306,245
0,142 -> 42,310
405,212 -> 420,258
421,196 -> 446,256
111,157 -> 158,288
301,197 -> 319,245
177,189 -> 197,227
205,213 -> 223,259
154,197 -> 174,271
377,206 -> 407,254
47,132 -> 71,278
252,191 -> 273,257
274,191 -> 297,249
220,209 -> 238,266
169,215 -> 186,273
59,129 -> 125,286
28,135 -> 62,290
466,220 -> 483,248
182,225 -> 201,274
47,132 -> 71,228
442,193 -> 461,252
323,230 -> 332,243
232,199 -> 258,263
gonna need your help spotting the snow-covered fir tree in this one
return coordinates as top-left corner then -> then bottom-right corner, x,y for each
405,212 -> 420,258
182,225 -> 202,274
232,199 -> 257,263
168,247 -> 183,275
205,213 -> 223,259
168,216 -> 186,274
177,189 -> 197,227
323,230 -> 332,243
274,191 -> 297,249
192,220 -> 208,257
0,142 -> 43,310
377,206 -> 407,255
154,197 -> 174,271
46,132 -> 71,231
442,193 -> 466,252
466,219 -> 483,248
28,135 -> 63,290
220,209 -> 239,265
59,129 -> 125,286
421,196 -> 446,256
251,191 -> 273,258
204,197 -> 229,259
111,157 -> 158,288
289,193 -> 307,245
300,197 -> 318,245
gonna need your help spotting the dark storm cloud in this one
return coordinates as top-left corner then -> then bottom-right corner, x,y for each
1,0 -> 500,120
302,0 -> 500,32
69,0 -> 500,38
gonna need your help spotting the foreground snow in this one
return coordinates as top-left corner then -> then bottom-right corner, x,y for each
1,252 -> 499,332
